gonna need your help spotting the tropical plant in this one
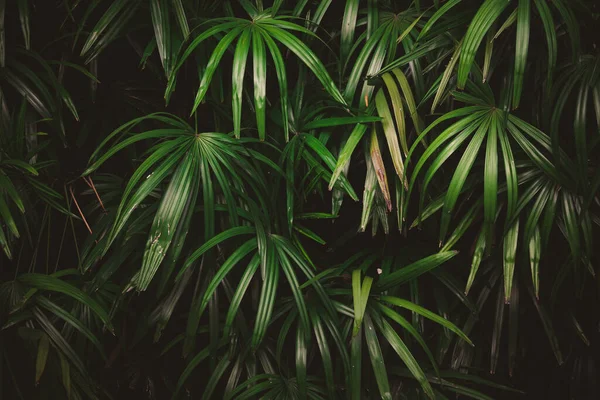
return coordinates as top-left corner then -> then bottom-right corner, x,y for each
1,1 -> 599,399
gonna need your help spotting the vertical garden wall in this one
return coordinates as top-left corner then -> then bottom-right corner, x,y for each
0,1 -> 599,399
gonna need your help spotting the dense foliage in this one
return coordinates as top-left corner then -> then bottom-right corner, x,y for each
1,0 -> 599,399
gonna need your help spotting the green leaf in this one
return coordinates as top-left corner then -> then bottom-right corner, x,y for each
352,269 -> 373,337
277,245 -> 310,337
296,322 -> 308,399
433,269 -> 478,314
503,219 -> 519,302
506,120 -> 561,183
0,224 -> 11,259
252,30 -> 267,141
166,19 -> 240,100
377,251 -> 458,291
150,0 -> 171,76
363,314 -> 392,400
375,303 -> 440,377
303,134 -> 358,200
457,0 -> 509,89
466,229 -> 486,295
374,314 -> 434,399
490,285 -> 505,374
223,253 -> 260,338
391,68 -> 423,134
350,324 -> 362,400
508,279 -> 519,375
18,274 -> 113,332
439,116 -> 490,243
329,121 -> 368,190
32,308 -> 88,382
252,240 -> 279,348
569,311 -> 590,347
174,347 -> 212,397
58,352 -> 71,399
380,296 -> 473,346
534,0 -> 557,82
202,354 -> 231,400
303,116 -> 381,130
36,297 -> 106,359
560,193 -> 581,264
369,127 -> 392,211
260,29 -> 289,141
261,24 -> 346,105
293,224 -> 326,245
171,0 -> 190,38
376,88 -> 406,184
360,149 -> 377,232
405,107 -> 488,218
311,307 -> 336,398
417,0 -> 462,41
232,29 -> 251,138
528,226 -> 541,298
105,143 -> 190,252
2,69 -> 50,118
529,286 -> 563,364
432,40 -> 462,113
35,333 -> 49,385
551,0 -> 580,62
80,0 -> 138,61
340,0 -> 360,64
0,196 -> 18,238
419,121 -> 479,225
197,238 -> 258,322
512,0 -> 530,108
132,150 -> 198,291
179,226 -> 255,279
441,200 -> 482,252
2,159 -> 38,176
482,27 -> 494,82
17,0 -> 30,49
344,25 -> 386,102
574,84 -> 589,179
493,9 -> 516,39
192,26 -> 245,114
498,125 -> 517,220
483,113 -> 499,243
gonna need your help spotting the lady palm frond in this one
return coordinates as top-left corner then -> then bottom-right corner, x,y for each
0,49 -> 80,145
343,8 -> 427,108
79,0 -> 143,64
346,254 -> 468,400
405,92 -> 585,299
167,10 -> 346,141
447,0 -> 579,108
83,113 -> 269,292
2,269 -> 111,399
0,98 -> 73,258
549,53 -> 600,173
